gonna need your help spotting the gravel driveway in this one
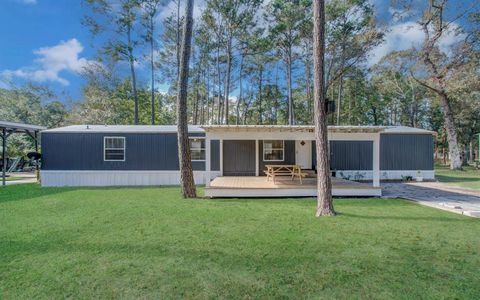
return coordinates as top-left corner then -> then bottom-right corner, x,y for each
382,182 -> 480,218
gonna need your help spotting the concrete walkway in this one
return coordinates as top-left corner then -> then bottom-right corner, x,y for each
382,182 -> 480,218
2,172 -> 37,186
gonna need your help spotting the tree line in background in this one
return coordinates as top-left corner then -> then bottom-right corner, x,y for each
0,0 -> 479,170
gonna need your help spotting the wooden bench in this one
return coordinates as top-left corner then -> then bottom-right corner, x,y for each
265,165 -> 307,184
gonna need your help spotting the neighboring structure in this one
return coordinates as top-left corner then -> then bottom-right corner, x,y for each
1,121 -> 46,186
41,124 -> 435,196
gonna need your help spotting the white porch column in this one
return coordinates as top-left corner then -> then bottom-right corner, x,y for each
372,133 -> 380,187
219,139 -> 224,176
205,136 -> 211,187
255,139 -> 259,176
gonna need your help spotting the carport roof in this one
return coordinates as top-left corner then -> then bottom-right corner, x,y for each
0,120 -> 46,133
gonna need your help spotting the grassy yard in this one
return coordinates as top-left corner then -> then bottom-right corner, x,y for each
435,163 -> 480,190
1,185 -> 479,299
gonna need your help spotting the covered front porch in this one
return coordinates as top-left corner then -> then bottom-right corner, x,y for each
201,125 -> 384,198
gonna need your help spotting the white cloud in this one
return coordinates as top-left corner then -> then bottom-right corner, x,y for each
16,0 -> 37,4
1,39 -> 95,86
368,21 -> 465,66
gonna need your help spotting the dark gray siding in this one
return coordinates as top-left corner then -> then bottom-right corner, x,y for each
210,140 -> 220,171
259,140 -> 295,175
381,134 -> 434,170
42,132 -> 205,171
313,134 -> 433,171
330,141 -> 373,170
312,141 -> 373,170
223,140 -> 256,176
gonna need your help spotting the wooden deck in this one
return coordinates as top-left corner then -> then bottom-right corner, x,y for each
205,176 -> 382,198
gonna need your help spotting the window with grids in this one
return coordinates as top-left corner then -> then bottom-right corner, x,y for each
263,140 -> 284,161
189,137 -> 205,161
104,137 -> 125,161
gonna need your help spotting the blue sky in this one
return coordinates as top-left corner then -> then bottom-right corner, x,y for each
0,0 -> 95,98
0,0 -> 470,101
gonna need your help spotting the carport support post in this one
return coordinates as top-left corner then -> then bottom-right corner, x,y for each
34,131 -> 39,182
372,133 -> 380,188
2,129 -> 6,186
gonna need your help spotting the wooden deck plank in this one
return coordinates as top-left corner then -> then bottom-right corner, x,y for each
209,176 -> 379,190
205,176 -> 382,197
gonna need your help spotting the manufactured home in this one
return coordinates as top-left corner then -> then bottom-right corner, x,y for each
40,125 -> 435,197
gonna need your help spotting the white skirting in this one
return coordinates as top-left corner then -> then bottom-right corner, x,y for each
41,170 -> 222,187
334,170 -> 435,180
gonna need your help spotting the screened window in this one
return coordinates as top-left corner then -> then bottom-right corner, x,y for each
104,137 -> 125,161
190,137 -> 205,161
263,140 -> 284,161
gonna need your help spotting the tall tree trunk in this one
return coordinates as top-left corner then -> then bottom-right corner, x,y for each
176,0 -> 181,81
336,41 -> 346,126
258,66 -> 263,124
216,46 -> 222,124
417,1 -> 462,170
176,0 -> 196,198
313,0 -> 334,217
236,54 -> 244,125
200,69 -> 205,125
336,76 -> 343,125
348,88 -> 352,124
127,25 -> 139,125
206,62 -> 211,124
439,92 -> 462,169
193,54 -> 200,124
224,34 -> 232,125
469,141 -> 474,163
275,63 -> 279,124
304,51 -> 313,124
287,48 -> 294,125
463,144 -> 468,166
150,17 -> 156,125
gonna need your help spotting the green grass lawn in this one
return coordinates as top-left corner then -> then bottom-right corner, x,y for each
1,184 -> 479,299
435,163 -> 480,190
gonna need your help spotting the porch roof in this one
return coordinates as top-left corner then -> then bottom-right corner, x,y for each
201,125 -> 438,135
201,125 -> 386,133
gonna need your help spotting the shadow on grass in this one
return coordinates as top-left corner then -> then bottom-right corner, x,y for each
436,175 -> 480,183
0,184 -> 78,204
340,212 -> 467,222
0,184 -> 193,204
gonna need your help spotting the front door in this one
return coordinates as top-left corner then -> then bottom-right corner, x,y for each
295,140 -> 312,169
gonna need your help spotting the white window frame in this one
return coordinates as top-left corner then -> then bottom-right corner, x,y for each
104,136 -> 126,162
189,137 -> 206,162
263,140 -> 285,162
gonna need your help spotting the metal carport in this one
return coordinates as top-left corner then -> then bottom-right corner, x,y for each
0,121 -> 46,186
